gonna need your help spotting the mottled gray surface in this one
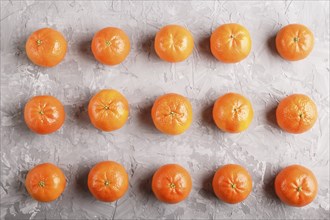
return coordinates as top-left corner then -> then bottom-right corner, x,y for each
0,1 -> 329,219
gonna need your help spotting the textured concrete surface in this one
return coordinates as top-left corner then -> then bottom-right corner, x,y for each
0,1 -> 329,219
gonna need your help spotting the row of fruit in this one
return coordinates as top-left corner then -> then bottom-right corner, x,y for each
24,90 -> 317,135
26,23 -> 314,67
25,162 -> 318,207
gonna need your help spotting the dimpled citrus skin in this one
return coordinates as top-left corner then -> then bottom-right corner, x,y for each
213,93 -> 254,133
275,165 -> 318,207
212,164 -> 252,204
26,28 -> 67,67
276,94 -> 317,134
24,95 -> 65,134
88,161 -> 129,202
91,27 -> 130,65
88,89 -> 129,132
276,24 -> 314,61
154,25 -> 194,62
152,164 -> 192,204
25,163 -> 66,202
210,23 -> 252,63
151,93 -> 193,135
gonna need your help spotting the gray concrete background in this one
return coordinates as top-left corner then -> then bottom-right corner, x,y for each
1,1 -> 329,219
